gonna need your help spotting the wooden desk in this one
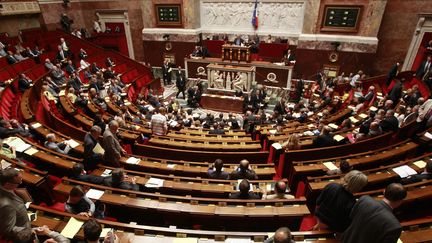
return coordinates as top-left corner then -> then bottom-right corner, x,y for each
222,44 -> 251,62
200,93 -> 244,113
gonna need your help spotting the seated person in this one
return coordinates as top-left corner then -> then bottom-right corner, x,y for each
65,185 -> 95,217
104,168 -> 140,191
261,180 -> 294,199
0,138 -> 16,159
44,133 -> 72,155
207,159 -> 229,180
71,163 -> 108,185
83,219 -> 117,243
229,159 -> 258,180
264,227 -> 294,243
229,179 -> 261,199
401,161 -> 432,184
327,160 -> 353,175
209,123 -> 225,135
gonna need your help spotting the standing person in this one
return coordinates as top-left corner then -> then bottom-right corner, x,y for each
150,107 -> 168,136
415,55 -> 432,80
386,62 -> 401,86
175,66 -> 186,99
0,168 -> 32,242
60,13 -> 72,33
162,60 -> 172,86
103,120 -> 126,167
314,171 -> 368,232
342,183 -> 407,243
83,126 -> 104,171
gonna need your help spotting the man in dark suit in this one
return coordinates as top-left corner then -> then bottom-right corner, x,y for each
379,109 -> 399,132
416,55 -> 432,80
67,72 -> 82,92
229,179 -> 261,199
342,183 -> 407,243
250,90 -> 262,113
105,57 -> 115,67
229,159 -> 258,180
175,67 -> 186,98
104,168 -> 140,191
83,125 -> 104,171
386,62 -> 401,86
402,160 -> 432,184
65,60 -> 76,75
207,159 -> 229,180
209,123 -> 225,135
274,98 -> 287,115
71,163 -> 108,185
0,168 -> 32,242
161,60 -> 172,85
6,51 -> 17,64
312,126 -> 336,148
387,78 -> 402,105
56,45 -> 68,66
18,73 -> 32,92
233,35 -> 244,46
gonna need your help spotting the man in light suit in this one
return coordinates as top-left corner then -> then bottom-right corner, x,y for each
0,168 -> 32,242
342,183 -> 407,243
103,120 -> 125,167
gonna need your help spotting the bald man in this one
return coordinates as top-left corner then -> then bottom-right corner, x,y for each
262,181 -> 294,199
229,159 -> 258,180
264,227 -> 293,243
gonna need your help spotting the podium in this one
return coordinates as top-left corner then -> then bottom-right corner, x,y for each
222,44 -> 251,62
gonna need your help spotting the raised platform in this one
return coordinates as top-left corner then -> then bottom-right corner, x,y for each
200,92 -> 244,113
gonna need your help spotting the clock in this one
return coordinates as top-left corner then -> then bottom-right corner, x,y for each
165,42 -> 173,51
329,51 -> 339,63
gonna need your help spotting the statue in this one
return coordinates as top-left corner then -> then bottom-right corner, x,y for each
233,72 -> 246,91
213,71 -> 225,89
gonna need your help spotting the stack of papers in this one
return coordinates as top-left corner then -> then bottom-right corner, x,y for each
66,139 -> 80,148
413,160 -> 427,169
333,135 -> 345,142
358,113 -> 368,119
423,132 -> 432,140
328,124 -> 338,129
393,165 -> 417,178
271,143 -> 282,150
269,129 -> 277,135
92,143 -> 105,154
31,123 -> 41,129
323,162 -> 338,170
167,164 -> 176,169
101,169 -> 112,177
126,157 -> 140,164
24,147 -> 38,156
4,137 -> 31,153
1,159 -> 12,169
349,117 -> 359,123
369,106 -> 378,111
145,178 -> 164,188
86,189 -> 104,200
61,217 -> 84,239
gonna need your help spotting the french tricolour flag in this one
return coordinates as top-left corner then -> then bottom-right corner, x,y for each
252,0 -> 259,29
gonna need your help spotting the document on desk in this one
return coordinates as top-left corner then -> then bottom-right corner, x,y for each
101,169 -> 112,177
92,143 -> 105,154
4,137 -> 30,152
99,228 -> 112,238
328,123 -> 338,130
393,165 -> 418,178
271,142 -> 282,150
333,135 -> 345,142
61,217 -> 84,239
1,159 -> 12,169
66,139 -> 80,148
358,113 -> 368,119
31,122 -> 42,129
86,189 -> 104,200
126,157 -> 140,164
423,132 -> 432,140
145,177 -> 164,188
24,147 -> 38,156
349,117 -> 359,123
225,238 -> 252,243
323,162 -> 338,171
413,160 -> 427,169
